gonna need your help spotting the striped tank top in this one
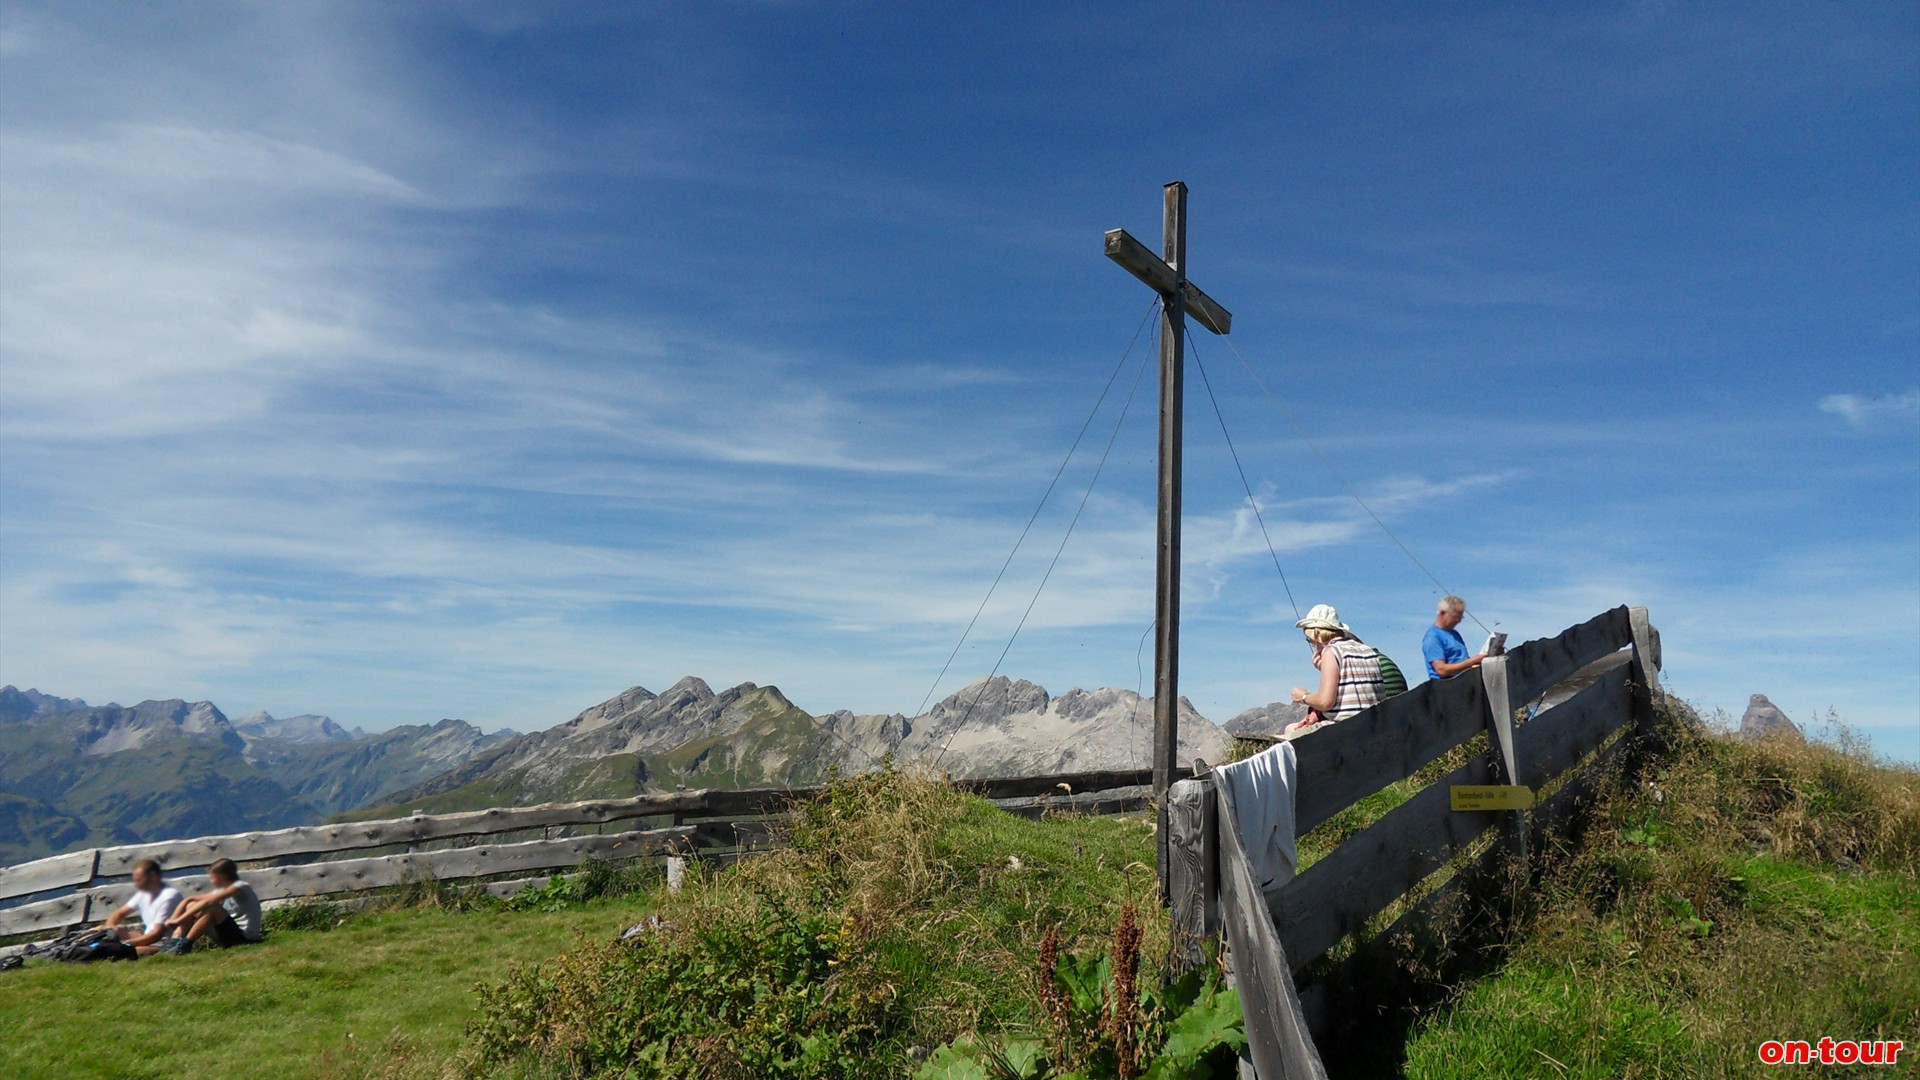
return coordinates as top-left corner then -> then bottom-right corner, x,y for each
1324,639 -> 1385,722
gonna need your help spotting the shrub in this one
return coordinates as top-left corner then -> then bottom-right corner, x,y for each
468,895 -> 897,1079
463,766 -> 1165,1078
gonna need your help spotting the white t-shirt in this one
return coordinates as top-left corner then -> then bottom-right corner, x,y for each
126,885 -> 182,931
221,881 -> 263,941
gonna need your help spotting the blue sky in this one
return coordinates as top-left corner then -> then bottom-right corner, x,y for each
2,2 -> 1915,761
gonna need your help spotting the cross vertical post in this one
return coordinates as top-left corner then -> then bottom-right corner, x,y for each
1105,182 -> 1233,896
1153,182 -> 1187,895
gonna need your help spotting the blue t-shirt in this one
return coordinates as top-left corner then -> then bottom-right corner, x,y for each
1423,625 -> 1469,680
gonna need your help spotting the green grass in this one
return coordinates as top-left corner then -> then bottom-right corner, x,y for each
1398,859 -> 1920,1078
0,897 -> 659,1080
1389,719 -> 1920,1080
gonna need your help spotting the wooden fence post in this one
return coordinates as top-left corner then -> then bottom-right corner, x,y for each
1628,605 -> 1664,754
1165,778 -> 1216,975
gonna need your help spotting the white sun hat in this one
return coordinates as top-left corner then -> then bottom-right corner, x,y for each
1294,604 -> 1350,633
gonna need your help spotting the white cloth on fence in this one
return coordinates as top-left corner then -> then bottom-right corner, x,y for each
1212,740 -> 1299,895
1212,743 -> 1329,1080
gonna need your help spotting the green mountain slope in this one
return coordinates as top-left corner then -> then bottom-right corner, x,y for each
0,688 -> 510,861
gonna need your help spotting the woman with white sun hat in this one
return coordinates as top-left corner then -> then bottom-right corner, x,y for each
1282,603 -> 1388,737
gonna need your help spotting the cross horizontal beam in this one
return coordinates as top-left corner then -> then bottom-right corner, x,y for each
1103,228 -> 1233,335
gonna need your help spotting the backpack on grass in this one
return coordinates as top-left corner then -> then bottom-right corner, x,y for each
43,928 -> 137,963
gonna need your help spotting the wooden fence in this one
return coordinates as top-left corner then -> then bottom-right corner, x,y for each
1165,604 -> 1663,1077
0,768 -> 1177,941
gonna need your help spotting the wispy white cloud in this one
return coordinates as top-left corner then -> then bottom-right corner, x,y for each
1817,389 -> 1920,429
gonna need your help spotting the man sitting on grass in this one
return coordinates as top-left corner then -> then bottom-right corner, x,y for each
102,858 -> 182,956
158,858 -> 263,954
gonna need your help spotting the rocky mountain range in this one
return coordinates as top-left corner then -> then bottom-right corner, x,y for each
0,686 -> 513,863
4,673 -> 1308,862
360,675 -> 1251,818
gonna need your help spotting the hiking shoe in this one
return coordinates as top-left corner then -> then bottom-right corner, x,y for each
158,936 -> 191,956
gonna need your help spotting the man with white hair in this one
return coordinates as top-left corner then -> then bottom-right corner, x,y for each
1423,595 -> 1486,680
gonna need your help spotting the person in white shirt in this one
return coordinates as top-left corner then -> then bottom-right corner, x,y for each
160,858 -> 264,953
102,858 -> 182,956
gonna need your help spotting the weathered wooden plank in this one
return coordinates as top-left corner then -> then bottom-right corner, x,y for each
1292,672 -> 1487,835
72,874 -> 216,917
0,891 -> 92,937
68,820 -> 777,918
968,767 -> 1183,801
1102,228 -> 1232,334
686,818 -> 780,850
1503,606 -> 1632,708
87,794 -> 720,878
1,770 -> 1181,890
1212,777 -> 1330,1079
246,828 -> 700,901
77,829 -> 696,911
1519,666 -> 1638,793
0,848 -> 98,905
993,787 -> 1155,820
1358,724 -> 1639,982
1530,727 -> 1636,852
1164,779 -> 1215,974
1275,747 -> 1497,971
1273,665 -> 1636,969
1536,650 -> 1632,712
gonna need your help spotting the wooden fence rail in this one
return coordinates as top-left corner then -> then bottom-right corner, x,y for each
0,769 -> 1177,939
1167,604 -> 1663,1077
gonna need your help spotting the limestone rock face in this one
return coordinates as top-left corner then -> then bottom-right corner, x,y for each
234,711 -> 356,745
373,674 -> 1237,814
1223,701 -> 1312,737
893,678 -> 1229,777
1738,694 -> 1803,742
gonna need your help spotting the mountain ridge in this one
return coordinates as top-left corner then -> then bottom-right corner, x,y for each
0,686 -> 511,862
2,676 -> 1308,859
363,674 -> 1244,817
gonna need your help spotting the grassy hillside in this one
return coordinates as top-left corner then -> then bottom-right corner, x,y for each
0,792 -> 96,863
4,720 -> 1915,1078
1390,722 -> 1920,1079
0,736 -> 314,861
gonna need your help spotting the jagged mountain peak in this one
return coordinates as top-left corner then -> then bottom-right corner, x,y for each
564,684 -> 658,735
928,676 -> 1050,722
0,686 -> 91,720
233,710 -> 354,744
73,698 -> 241,757
666,675 -> 716,697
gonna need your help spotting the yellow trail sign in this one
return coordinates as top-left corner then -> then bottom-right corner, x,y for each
1451,785 -> 1535,811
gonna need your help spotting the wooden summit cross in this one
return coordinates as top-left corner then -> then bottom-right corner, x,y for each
1105,181 -> 1233,892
